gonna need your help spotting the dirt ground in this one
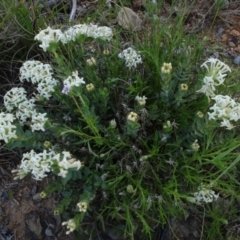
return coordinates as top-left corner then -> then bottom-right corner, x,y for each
1,1 -> 240,239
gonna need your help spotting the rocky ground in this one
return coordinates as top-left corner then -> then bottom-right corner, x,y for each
1,1 -> 240,239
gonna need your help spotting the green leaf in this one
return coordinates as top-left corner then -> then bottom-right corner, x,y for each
61,171 -> 72,185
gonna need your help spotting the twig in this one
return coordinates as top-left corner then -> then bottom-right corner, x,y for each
200,206 -> 205,240
69,0 -> 77,22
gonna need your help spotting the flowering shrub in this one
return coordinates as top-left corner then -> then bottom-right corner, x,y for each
2,7 -> 240,239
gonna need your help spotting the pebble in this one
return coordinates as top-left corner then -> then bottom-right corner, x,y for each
221,34 -> 228,42
32,193 -> 42,201
228,41 -> 236,47
217,27 -> 224,35
230,29 -> 240,36
233,56 -> 240,65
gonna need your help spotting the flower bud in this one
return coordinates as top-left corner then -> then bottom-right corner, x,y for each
126,185 -> 135,193
127,112 -> 139,122
86,83 -> 95,91
109,119 -> 117,129
180,83 -> 188,91
86,57 -> 96,66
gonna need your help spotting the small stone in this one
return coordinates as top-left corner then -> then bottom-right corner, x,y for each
217,27 -> 224,35
233,56 -> 240,65
222,34 -> 228,42
117,7 -> 142,31
45,226 -> 55,237
230,29 -> 240,36
25,211 -> 43,240
229,41 -> 236,47
235,46 -> 240,53
32,193 -> 42,201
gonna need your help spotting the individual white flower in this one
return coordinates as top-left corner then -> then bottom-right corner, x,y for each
62,219 -> 77,235
220,119 -> 235,130
63,71 -> 85,87
11,168 -> 28,180
161,62 -> 172,74
30,111 -> 48,132
109,119 -> 117,129
77,201 -> 88,212
135,95 -> 147,106
55,151 -> 81,178
62,85 -> 71,94
127,112 -> 139,122
196,75 -> 217,99
191,139 -> 200,152
193,183 -> 219,204
118,47 -> 142,69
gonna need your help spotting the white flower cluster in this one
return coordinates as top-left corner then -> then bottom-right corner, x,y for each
135,95 -> 147,106
197,58 -> 240,130
193,183 -> 219,204
208,95 -> 240,130
12,149 -> 81,181
118,47 -> 142,69
4,87 -> 28,112
0,112 -> 17,143
34,27 -> 66,51
197,58 -> 231,98
34,24 -> 113,52
65,24 -> 113,42
62,219 -> 77,235
31,111 -> 48,131
63,71 -> 85,88
3,87 -> 48,131
56,150 -> 81,178
19,60 -> 58,99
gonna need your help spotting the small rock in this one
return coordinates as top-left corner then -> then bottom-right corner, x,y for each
117,7 -> 142,31
32,193 -> 42,202
235,46 -> 240,53
45,226 -> 55,237
221,34 -> 228,42
217,27 -> 224,35
230,29 -> 240,36
233,56 -> 240,65
228,41 -> 236,47
24,212 -> 43,240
